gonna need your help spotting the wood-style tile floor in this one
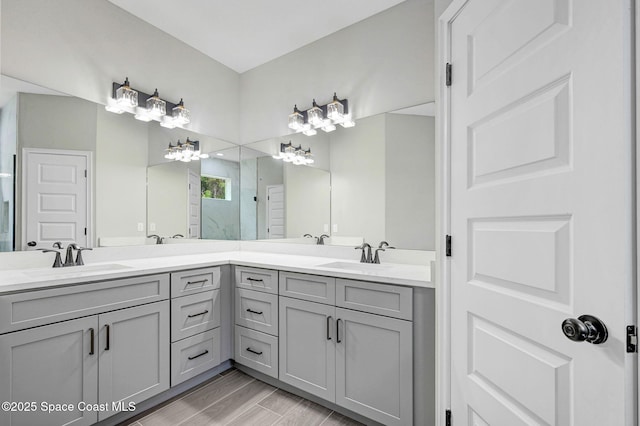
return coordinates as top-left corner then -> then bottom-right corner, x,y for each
121,369 -> 364,426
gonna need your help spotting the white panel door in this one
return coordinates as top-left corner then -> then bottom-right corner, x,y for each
0,316 -> 99,426
97,301 -> 169,421
448,1 -> 631,425
279,296 -> 335,402
24,150 -> 89,249
267,184 -> 284,238
188,169 -> 200,239
335,308 -> 413,426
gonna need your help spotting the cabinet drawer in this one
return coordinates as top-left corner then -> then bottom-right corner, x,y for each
171,328 -> 221,386
336,279 -> 412,320
171,267 -> 221,297
279,271 -> 335,304
234,325 -> 278,379
171,290 -> 220,342
235,288 -> 278,336
0,274 -> 170,334
235,266 -> 278,294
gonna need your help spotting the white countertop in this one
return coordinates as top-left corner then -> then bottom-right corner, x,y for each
0,251 -> 434,295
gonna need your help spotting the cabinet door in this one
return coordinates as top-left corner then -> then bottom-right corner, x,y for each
98,300 -> 169,420
279,297 -> 335,402
335,308 -> 413,426
0,316 -> 98,426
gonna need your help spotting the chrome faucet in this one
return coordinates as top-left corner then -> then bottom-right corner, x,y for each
75,247 -> 92,266
147,234 -> 161,244
374,241 -> 395,263
64,244 -> 79,267
172,234 -> 184,238
318,234 -> 330,245
39,249 -> 63,268
355,243 -> 373,263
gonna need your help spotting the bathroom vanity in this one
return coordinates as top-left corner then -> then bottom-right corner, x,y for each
0,249 -> 434,426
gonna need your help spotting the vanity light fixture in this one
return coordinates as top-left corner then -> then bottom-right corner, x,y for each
164,137 -> 209,162
105,78 -> 191,129
288,93 -> 355,136
272,142 -> 314,165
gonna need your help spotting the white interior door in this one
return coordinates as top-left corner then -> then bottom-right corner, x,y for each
188,169 -> 200,239
23,149 -> 90,249
266,184 -> 284,239
446,1 -> 633,425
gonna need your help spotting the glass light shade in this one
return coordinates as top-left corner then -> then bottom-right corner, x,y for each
307,101 -> 324,127
146,89 -> 166,117
327,99 -> 344,121
105,104 -> 124,114
340,117 -> 356,128
160,116 -> 176,129
115,78 -> 138,108
172,99 -> 191,125
322,123 -> 336,132
288,106 -> 305,131
134,108 -> 153,122
303,127 -> 317,136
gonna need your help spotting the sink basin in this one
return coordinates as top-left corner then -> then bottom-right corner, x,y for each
23,263 -> 132,278
318,261 -> 394,272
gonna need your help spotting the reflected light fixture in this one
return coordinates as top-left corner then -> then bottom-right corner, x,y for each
164,137 -> 209,162
272,142 -> 314,165
287,93 -> 355,137
105,78 -> 191,129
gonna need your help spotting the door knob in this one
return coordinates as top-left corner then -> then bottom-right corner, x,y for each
562,315 -> 608,344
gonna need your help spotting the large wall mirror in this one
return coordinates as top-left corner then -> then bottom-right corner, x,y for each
0,75 -> 435,252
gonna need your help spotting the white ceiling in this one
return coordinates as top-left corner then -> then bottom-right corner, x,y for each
107,0 -> 406,73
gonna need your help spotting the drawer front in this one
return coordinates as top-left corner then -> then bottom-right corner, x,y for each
171,267 -> 221,297
279,271 -> 336,305
336,279 -> 413,320
235,288 -> 278,336
171,290 -> 221,342
234,325 -> 278,379
235,266 -> 278,294
0,274 -> 170,334
171,328 -> 221,386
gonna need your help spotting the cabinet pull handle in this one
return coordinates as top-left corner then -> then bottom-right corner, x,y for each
186,279 -> 208,286
327,316 -> 332,340
188,350 -> 209,360
187,310 -> 209,318
246,277 -> 264,282
336,319 -> 342,343
89,328 -> 95,355
246,308 -> 263,315
105,324 -> 110,351
246,347 -> 263,355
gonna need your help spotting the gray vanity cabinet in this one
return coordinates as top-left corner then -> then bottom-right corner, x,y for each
0,316 -> 99,426
278,296 -> 336,402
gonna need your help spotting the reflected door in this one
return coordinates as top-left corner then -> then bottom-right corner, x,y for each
448,0 -> 631,424
188,169 -> 200,239
23,149 -> 89,250
266,184 -> 284,239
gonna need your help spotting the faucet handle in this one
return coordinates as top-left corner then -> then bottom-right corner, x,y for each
53,242 -> 63,249
38,249 -> 63,268
75,247 -> 93,266
354,245 -> 367,263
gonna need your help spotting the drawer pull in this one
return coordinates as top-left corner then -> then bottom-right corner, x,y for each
326,316 -> 332,340
187,310 -> 209,318
336,318 -> 342,343
246,308 -> 263,315
105,324 -> 110,351
186,279 -> 208,286
246,277 -> 264,282
188,350 -> 209,360
246,347 -> 263,355
89,328 -> 95,355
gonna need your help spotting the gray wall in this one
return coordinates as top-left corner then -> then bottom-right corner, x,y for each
239,0 -> 435,144
386,114 -> 435,250
284,164 -> 330,238
201,157 -> 239,240
1,0 -> 240,142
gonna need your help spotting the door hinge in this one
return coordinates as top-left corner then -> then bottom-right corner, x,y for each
627,325 -> 637,353
446,235 -> 452,257
446,409 -> 452,426
446,63 -> 452,86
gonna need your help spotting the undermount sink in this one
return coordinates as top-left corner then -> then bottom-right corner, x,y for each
23,263 -> 132,278
318,261 -> 394,272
